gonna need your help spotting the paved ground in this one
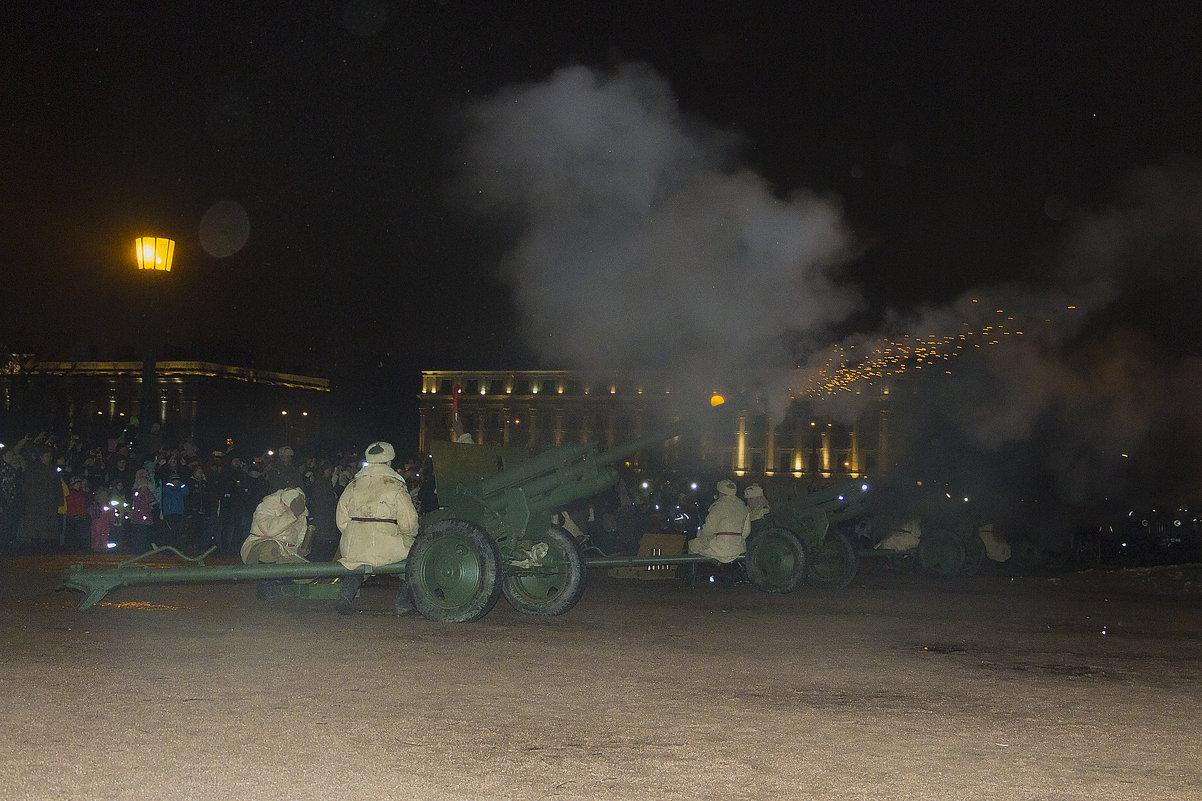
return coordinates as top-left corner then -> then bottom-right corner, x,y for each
2,553 -> 1200,800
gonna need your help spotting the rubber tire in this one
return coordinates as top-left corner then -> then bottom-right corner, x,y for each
806,529 -> 858,589
502,526 -> 587,616
745,528 -> 807,593
919,529 -> 966,577
408,519 -> 502,623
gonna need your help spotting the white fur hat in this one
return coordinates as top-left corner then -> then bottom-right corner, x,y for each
364,441 -> 395,464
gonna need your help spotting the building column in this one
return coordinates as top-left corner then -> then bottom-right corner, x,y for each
821,426 -> 832,476
735,411 -> 748,472
849,426 -> 860,476
765,414 -> 775,475
878,407 -> 890,476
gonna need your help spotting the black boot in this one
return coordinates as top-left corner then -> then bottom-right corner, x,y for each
393,579 -> 418,617
336,573 -> 364,615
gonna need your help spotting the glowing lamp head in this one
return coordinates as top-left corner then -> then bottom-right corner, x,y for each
710,393 -> 725,407
135,236 -> 175,272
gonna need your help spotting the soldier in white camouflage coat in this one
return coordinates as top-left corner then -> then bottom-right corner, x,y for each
334,441 -> 420,616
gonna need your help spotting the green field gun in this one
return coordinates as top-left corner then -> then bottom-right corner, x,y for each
412,426 -> 686,622
749,478 -> 873,590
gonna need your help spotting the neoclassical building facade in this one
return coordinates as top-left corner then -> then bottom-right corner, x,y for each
418,370 -> 887,480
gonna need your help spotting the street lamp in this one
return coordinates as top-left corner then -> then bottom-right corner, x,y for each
135,237 -> 175,272
134,236 -> 174,453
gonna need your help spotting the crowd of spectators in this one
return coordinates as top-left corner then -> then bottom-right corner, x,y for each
0,424 -> 431,558
0,422 -> 728,562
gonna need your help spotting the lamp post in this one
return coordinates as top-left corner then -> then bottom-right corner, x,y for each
134,236 -> 174,453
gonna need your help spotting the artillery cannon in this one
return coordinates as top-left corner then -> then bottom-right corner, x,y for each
750,478 -> 1002,588
59,424 -> 811,621
750,478 -> 873,589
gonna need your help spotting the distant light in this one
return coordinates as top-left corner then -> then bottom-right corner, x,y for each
708,575 -> 716,584
106,542 -> 118,549
710,393 -> 725,407
963,497 -> 970,503
837,495 -> 845,502
641,482 -> 650,490
690,482 -> 699,491
861,484 -> 869,492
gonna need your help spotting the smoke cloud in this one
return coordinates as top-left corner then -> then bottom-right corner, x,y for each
453,63 -> 1202,546
452,63 -> 861,399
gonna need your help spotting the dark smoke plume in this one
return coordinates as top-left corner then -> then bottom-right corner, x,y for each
861,161 -> 1202,544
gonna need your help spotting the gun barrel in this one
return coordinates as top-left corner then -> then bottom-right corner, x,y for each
590,425 -> 682,468
476,442 -> 593,496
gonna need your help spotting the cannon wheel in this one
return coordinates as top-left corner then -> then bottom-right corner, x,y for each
408,519 -> 502,623
502,526 -> 587,616
918,529 -> 966,577
745,528 -> 807,593
806,529 -> 858,589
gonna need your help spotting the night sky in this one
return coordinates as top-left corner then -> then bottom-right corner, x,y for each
6,2 -> 1202,522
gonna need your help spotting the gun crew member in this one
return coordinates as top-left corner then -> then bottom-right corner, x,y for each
335,441 -> 420,616
688,479 -> 751,586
